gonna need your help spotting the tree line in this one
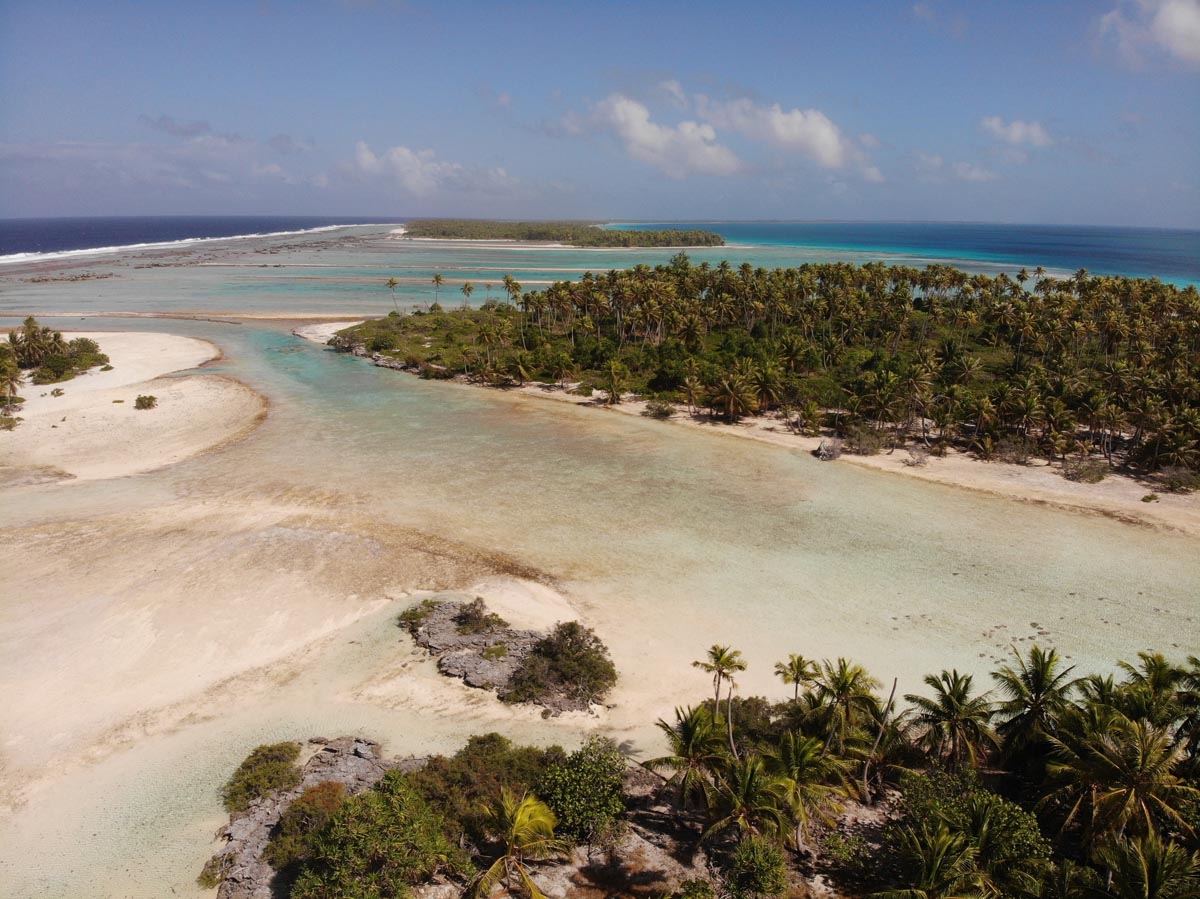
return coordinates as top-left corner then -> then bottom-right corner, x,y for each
345,256 -> 1199,480
402,219 -> 725,247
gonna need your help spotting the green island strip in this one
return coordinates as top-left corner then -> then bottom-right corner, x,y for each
401,218 -> 725,247
201,644 -> 1200,899
336,256 -> 1200,486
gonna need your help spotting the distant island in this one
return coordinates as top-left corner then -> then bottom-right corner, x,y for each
402,219 -> 726,247
332,256 -> 1200,494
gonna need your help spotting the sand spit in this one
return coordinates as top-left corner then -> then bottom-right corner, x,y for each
0,332 -> 267,484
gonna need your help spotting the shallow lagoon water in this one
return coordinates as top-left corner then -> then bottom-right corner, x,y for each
1,229 -> 1198,897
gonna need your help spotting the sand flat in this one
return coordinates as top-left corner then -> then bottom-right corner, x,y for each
1,332 -> 266,483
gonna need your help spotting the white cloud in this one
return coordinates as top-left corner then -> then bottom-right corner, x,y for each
916,152 -> 996,182
592,94 -> 741,178
695,95 -> 847,167
659,79 -> 688,109
350,141 -> 517,194
953,161 -> 997,182
694,94 -> 882,181
859,132 -> 881,148
981,116 -> 1054,147
1099,0 -> 1200,67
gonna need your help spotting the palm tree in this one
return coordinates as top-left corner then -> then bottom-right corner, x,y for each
703,755 -> 789,842
432,272 -> 444,306
693,645 -> 748,757
469,790 -> 569,899
1041,712 -> 1198,851
603,360 -> 627,406
810,658 -> 882,756
764,730 -> 851,852
775,654 -> 817,701
645,704 -> 726,808
992,645 -> 1078,772
385,276 -> 400,314
1,365 -> 22,412
1090,832 -> 1200,899
872,821 -> 990,899
461,281 -> 475,306
905,670 -> 996,772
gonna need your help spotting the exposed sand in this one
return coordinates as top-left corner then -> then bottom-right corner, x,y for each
291,320 -> 364,343
0,332 -> 266,483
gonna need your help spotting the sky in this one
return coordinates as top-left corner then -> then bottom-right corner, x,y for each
0,0 -> 1198,227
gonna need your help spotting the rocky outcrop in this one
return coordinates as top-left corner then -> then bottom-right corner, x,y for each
208,736 -> 407,899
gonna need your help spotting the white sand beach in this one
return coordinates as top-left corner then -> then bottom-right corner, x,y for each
0,332 -> 266,483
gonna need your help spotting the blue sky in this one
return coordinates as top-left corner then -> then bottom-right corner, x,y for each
1,0 -> 1197,227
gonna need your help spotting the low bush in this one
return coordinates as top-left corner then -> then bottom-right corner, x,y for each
196,854 -> 232,889
995,436 -> 1037,465
221,742 -> 302,813
453,597 -> 508,634
1061,457 -> 1108,483
481,643 -> 508,661
290,773 -> 466,898
398,599 -> 440,634
642,399 -> 676,419
725,836 -> 788,899
504,621 -> 617,706
369,334 -> 396,352
135,394 -> 158,410
263,781 -> 347,870
1160,466 -> 1200,494
537,736 -> 626,845
402,733 -> 565,841
842,422 -> 887,456
50,387 -> 64,397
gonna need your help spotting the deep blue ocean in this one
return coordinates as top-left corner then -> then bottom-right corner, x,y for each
1,216 -> 1196,286
0,215 -> 406,257
614,221 -> 1200,285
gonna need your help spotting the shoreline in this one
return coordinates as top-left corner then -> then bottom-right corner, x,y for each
300,327 -> 1200,539
0,331 -> 268,485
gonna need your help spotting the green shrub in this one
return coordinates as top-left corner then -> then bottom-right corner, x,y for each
504,621 -> 618,706
1061,457 -> 1108,483
196,853 -> 232,889
135,394 -> 157,410
50,387 -> 64,397
369,334 -> 396,352
842,421 -> 887,456
725,836 -> 788,899
401,733 -> 564,842
0,415 -> 18,431
398,599 -> 439,634
112,399 -> 124,403
569,384 -> 594,397
995,436 -> 1037,465
32,353 -> 72,383
221,742 -> 302,813
453,597 -> 508,634
670,880 -> 716,899
642,399 -> 676,419
537,736 -> 626,844
290,773 -> 466,898
101,364 -> 114,371
1160,466 -> 1200,494
263,781 -> 347,870
481,643 -> 508,661
1142,493 -> 1160,503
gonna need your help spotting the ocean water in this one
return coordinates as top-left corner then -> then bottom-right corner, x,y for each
612,221 -> 1200,286
0,215 -> 407,258
1,227 -> 1199,897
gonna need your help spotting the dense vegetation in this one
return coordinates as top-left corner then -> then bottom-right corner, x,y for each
343,257 -> 1200,480
502,620 -> 619,707
403,219 -> 725,247
210,645 -> 1200,898
221,741 -> 302,812
2,316 -> 111,418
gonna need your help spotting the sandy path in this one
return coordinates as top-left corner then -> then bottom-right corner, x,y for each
0,332 -> 266,483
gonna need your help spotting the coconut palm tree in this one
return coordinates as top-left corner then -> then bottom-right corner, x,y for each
385,276 -> 400,314
693,645 -> 748,757
905,670 -> 997,772
703,755 -> 789,842
603,360 -> 627,405
645,704 -> 726,808
432,272 -> 444,306
810,658 -> 882,756
764,730 -> 851,852
1090,832 -> 1200,899
1041,712 -> 1198,851
1,365 -> 22,412
469,789 -> 569,899
871,821 -> 991,899
461,281 -> 475,306
775,654 -> 818,701
992,645 -> 1079,772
